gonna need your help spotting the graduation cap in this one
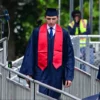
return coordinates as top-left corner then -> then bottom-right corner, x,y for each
45,8 -> 58,16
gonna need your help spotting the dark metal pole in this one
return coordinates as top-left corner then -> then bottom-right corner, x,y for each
0,19 -> 2,39
99,0 -> 100,35
58,0 -> 61,25
0,19 -> 4,39
89,0 -> 93,34
1,20 -> 4,38
79,0 -> 83,18
70,0 -> 74,21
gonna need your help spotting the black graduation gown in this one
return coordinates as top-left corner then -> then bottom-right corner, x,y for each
20,27 -> 75,99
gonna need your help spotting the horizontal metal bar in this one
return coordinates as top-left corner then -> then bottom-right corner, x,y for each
13,66 -> 21,71
90,42 -> 100,44
0,37 -> 7,43
0,48 -> 3,52
0,62 -> 5,67
12,56 -> 24,65
10,75 -> 18,80
71,35 -> 100,38
0,63 -> 33,81
75,56 -> 99,70
7,78 -> 30,90
75,67 -> 91,76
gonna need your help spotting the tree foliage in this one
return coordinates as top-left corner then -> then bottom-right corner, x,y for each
0,0 -> 99,59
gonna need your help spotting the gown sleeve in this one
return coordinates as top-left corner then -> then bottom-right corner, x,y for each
20,28 -> 38,77
63,29 -> 75,81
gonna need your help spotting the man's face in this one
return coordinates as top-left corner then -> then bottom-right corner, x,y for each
74,15 -> 80,23
45,16 -> 58,27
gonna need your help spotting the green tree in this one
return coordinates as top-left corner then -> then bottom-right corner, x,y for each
0,0 -> 99,60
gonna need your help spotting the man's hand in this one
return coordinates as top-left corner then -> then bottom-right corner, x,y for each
65,80 -> 72,88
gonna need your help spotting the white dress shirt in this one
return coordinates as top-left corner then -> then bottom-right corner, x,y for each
47,24 -> 56,36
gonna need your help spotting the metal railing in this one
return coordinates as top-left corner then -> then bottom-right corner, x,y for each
0,36 -> 81,99
60,56 -> 100,99
1,36 -> 100,100
0,62 -> 81,100
12,56 -> 23,68
7,55 -> 100,99
8,35 -> 100,99
71,35 -> 100,52
71,35 -> 100,72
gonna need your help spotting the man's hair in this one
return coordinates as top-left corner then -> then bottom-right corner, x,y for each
71,10 -> 81,18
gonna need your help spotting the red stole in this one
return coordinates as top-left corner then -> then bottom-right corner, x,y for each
38,23 -> 63,71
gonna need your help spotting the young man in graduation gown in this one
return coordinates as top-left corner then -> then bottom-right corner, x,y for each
20,8 -> 75,99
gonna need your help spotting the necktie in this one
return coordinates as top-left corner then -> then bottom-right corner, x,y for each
49,27 -> 53,38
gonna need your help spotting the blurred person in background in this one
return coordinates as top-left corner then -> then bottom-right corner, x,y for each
68,10 -> 94,72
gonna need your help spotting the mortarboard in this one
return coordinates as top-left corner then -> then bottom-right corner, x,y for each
45,8 -> 58,16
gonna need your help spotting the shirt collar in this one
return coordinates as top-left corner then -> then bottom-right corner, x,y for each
47,24 -> 56,30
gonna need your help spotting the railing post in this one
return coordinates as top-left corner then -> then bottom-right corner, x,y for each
79,0 -> 83,18
30,81 -> 35,100
90,67 -> 98,95
0,73 -> 2,99
72,37 -> 80,68
58,0 -> 61,25
70,0 -> 74,21
3,38 -> 7,66
1,66 -> 9,100
89,0 -> 93,34
86,36 -> 90,72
